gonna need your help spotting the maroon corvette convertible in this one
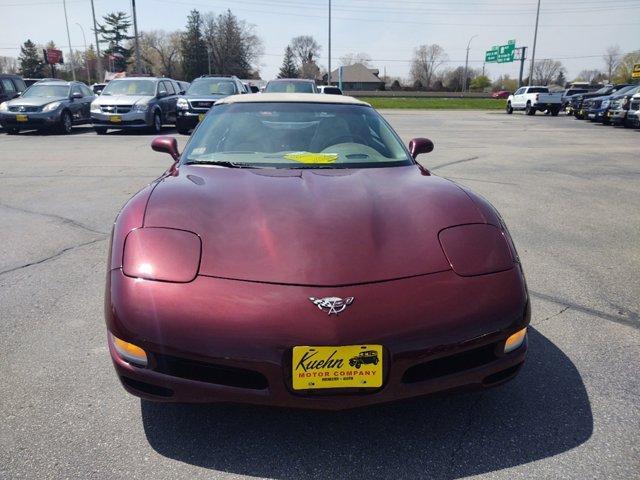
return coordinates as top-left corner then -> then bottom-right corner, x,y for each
105,94 -> 529,409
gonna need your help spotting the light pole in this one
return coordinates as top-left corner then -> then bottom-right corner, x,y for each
528,0 -> 541,85
131,0 -> 141,73
62,0 -> 76,81
327,0 -> 331,85
90,0 -> 103,81
462,34 -> 478,94
75,23 -> 91,84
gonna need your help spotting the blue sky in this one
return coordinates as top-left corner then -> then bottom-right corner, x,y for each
1,0 -> 639,81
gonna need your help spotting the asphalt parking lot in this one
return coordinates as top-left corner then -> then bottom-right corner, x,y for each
0,111 -> 638,479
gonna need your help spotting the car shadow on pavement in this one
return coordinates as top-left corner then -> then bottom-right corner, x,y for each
141,328 -> 592,479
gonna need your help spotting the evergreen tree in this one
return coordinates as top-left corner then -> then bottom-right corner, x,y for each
97,11 -> 133,72
278,46 -> 298,78
181,10 -> 208,80
18,39 -> 45,77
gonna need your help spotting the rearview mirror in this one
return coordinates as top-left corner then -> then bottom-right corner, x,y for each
71,91 -> 83,100
151,136 -> 180,162
408,138 -> 434,159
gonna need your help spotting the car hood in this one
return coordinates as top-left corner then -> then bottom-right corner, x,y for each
143,165 -> 486,286
7,96 -> 66,107
94,94 -> 153,105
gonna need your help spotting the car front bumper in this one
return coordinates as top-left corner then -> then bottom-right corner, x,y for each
0,110 -> 62,128
176,110 -> 205,131
91,110 -> 151,128
587,107 -> 608,121
607,109 -> 628,124
106,267 -> 530,409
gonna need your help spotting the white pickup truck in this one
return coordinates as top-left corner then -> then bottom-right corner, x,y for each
506,86 -> 564,116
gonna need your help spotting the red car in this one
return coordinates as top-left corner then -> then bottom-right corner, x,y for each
492,90 -> 511,99
105,93 -> 529,409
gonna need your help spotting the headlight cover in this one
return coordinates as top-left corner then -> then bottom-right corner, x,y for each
42,101 -> 61,112
90,101 -> 101,112
0,102 -> 8,111
122,227 -> 201,282
176,98 -> 189,110
438,224 -> 514,277
132,102 -> 149,112
602,100 -> 610,108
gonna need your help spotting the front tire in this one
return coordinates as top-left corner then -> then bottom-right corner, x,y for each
94,127 -> 107,135
59,111 -> 73,134
506,102 -> 513,114
5,127 -> 19,135
525,102 -> 535,115
149,110 -> 162,134
176,126 -> 190,135
550,107 -> 560,116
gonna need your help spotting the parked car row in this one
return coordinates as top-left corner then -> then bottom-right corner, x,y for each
503,82 -> 640,129
0,74 -> 343,135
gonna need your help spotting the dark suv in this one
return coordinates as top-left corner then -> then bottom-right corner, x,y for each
175,76 -> 246,134
0,74 -> 27,105
0,80 -> 94,134
570,84 -> 633,119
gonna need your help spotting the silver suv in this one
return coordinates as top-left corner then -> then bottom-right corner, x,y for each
90,77 -> 181,134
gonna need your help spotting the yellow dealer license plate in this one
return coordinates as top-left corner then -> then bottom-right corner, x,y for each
109,115 -> 121,123
198,113 -> 205,122
16,114 -> 28,122
292,345 -> 383,390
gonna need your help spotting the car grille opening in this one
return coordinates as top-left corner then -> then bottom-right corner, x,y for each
401,343 -> 498,384
189,101 -> 214,110
482,363 -> 523,385
120,376 -> 173,397
153,353 -> 268,390
9,105 -> 41,112
100,105 -> 133,114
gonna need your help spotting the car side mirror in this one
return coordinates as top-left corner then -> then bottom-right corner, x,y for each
71,91 -> 83,100
157,91 -> 167,98
151,136 -> 180,162
408,138 -> 434,159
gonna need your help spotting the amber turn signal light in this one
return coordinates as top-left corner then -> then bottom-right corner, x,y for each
504,327 -> 527,353
110,333 -> 148,367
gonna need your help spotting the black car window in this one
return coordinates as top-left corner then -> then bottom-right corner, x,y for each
13,78 -> 26,92
1,79 -> 16,93
163,81 -> 175,95
80,84 -> 93,96
528,87 -> 548,93
71,85 -> 83,96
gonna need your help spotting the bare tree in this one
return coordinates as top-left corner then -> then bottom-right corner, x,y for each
614,49 -> 640,82
203,10 -> 263,78
0,56 -> 18,74
340,52 -> 371,67
409,44 -> 447,89
139,30 -> 182,77
603,45 -> 621,81
532,59 -> 564,85
290,35 -> 321,65
577,69 -> 601,84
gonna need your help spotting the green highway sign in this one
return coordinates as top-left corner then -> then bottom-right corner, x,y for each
485,40 -> 516,63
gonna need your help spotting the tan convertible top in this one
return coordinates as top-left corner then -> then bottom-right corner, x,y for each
215,93 -> 371,106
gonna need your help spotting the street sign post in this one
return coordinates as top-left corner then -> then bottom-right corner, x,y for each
632,63 -> 640,79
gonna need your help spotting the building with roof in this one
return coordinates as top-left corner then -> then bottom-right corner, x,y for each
327,63 -> 384,91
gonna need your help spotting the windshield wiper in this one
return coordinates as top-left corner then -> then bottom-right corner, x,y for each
183,160 -> 260,168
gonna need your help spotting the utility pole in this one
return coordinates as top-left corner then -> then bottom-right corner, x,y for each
90,0 -> 103,81
62,0 -> 76,81
517,46 -> 527,87
462,34 -> 478,95
131,0 -> 141,73
327,0 -> 331,85
528,0 -> 541,85
76,23 -> 91,84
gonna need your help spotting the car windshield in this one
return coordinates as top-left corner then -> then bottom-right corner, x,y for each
187,79 -> 237,96
265,81 -> 315,93
612,85 -> 636,96
181,102 -> 413,169
22,84 -> 69,98
101,79 -> 155,96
